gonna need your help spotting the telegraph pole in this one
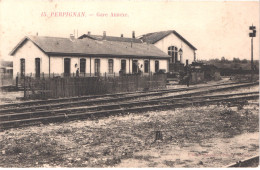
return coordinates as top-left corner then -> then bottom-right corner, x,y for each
249,24 -> 256,81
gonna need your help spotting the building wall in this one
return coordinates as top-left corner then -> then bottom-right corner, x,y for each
159,59 -> 168,72
50,57 -> 63,74
50,56 -> 89,75
50,56 -> 168,75
154,33 -> 195,65
12,40 -> 49,78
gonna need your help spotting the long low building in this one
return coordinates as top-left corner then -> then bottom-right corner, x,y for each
10,34 -> 170,78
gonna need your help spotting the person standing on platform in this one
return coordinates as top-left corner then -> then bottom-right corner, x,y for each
76,68 -> 79,77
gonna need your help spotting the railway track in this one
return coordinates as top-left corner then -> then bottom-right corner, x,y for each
0,81 -> 254,109
0,89 -> 258,130
226,155 -> 259,167
0,81 -> 257,112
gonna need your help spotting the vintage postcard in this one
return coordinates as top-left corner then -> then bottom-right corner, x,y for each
0,0 -> 259,168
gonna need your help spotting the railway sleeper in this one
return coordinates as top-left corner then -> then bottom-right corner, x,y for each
0,84 -> 257,115
0,94 -> 258,130
0,94 -> 258,122
0,81 -> 256,111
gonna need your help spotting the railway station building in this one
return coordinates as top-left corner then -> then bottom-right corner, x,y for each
139,30 -> 197,72
10,34 -> 170,78
10,30 -> 197,78
80,30 -> 197,73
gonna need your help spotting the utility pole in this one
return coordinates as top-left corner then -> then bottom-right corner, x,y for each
249,24 -> 256,81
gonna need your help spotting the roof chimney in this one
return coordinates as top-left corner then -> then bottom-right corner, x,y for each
121,34 -> 123,37
88,31 -> 91,35
70,34 -> 75,40
132,31 -> 135,39
103,31 -> 106,39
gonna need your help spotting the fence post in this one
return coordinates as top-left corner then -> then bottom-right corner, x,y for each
114,72 -> 115,78
155,131 -> 163,141
16,76 -> 18,88
78,77 -> 80,96
24,76 -> 26,98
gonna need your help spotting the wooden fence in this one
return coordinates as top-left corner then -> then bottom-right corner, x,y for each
0,73 -> 14,87
191,72 -> 205,84
22,74 -> 167,99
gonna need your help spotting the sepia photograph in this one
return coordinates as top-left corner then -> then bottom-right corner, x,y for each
0,0 -> 259,168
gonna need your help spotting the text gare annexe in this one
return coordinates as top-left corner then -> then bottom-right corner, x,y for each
111,12 -> 128,17
96,12 -> 128,17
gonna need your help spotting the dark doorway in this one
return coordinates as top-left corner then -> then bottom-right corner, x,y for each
121,60 -> 126,73
35,58 -> 40,78
80,58 -> 86,73
64,58 -> 71,77
94,59 -> 100,76
132,60 -> 138,73
144,60 -> 149,73
155,60 -> 159,73
20,58 -> 25,77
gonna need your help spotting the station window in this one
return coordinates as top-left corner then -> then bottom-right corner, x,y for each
95,59 -> 100,76
168,46 -> 178,63
108,59 -> 113,74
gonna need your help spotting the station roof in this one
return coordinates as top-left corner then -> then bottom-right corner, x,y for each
78,34 -> 142,43
139,30 -> 197,50
10,36 -> 170,59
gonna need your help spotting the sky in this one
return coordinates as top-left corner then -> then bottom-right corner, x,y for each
0,0 -> 259,61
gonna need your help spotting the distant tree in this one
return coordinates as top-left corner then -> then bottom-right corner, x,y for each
241,59 -> 248,63
221,56 -> 226,62
213,58 -> 220,62
233,57 -> 240,63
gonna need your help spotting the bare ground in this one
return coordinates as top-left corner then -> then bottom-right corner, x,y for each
0,91 -> 24,104
0,100 -> 258,168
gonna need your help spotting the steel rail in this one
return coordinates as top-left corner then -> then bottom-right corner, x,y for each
0,81 -> 254,109
0,91 -> 258,121
225,155 -> 259,167
0,81 -> 257,114
0,92 -> 258,129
